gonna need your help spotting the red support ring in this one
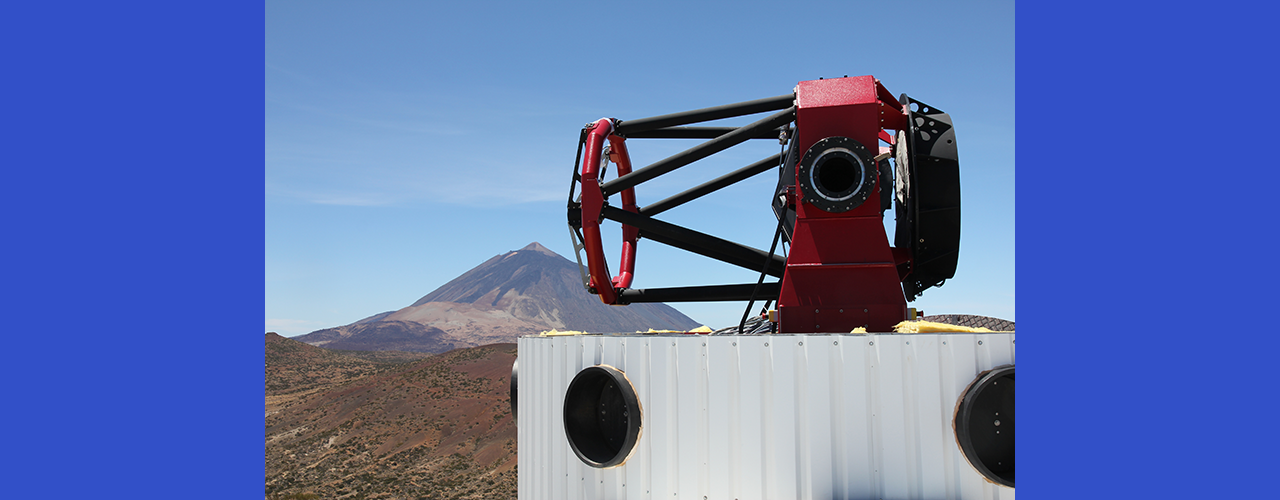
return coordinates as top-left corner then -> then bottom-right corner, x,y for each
579,118 -> 639,305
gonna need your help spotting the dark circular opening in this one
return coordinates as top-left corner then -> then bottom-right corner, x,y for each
563,365 -> 641,468
815,156 -> 858,195
956,366 -> 1014,487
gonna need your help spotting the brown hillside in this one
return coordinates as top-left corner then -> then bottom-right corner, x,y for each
266,339 -> 518,500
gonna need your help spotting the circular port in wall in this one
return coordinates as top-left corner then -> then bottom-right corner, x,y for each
563,364 -> 642,468
955,365 -> 1014,487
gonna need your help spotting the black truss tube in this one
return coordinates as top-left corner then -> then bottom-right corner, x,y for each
641,152 -> 783,217
601,107 -> 796,197
601,206 -> 786,278
614,94 -> 795,136
624,126 -> 783,140
617,283 -> 782,304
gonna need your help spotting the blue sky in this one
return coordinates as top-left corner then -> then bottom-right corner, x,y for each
266,0 -> 1015,336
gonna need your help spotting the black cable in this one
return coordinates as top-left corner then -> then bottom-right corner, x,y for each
737,123 -> 795,334
738,207 -> 786,334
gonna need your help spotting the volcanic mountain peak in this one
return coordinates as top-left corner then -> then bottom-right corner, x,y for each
518,241 -> 559,257
293,242 -> 702,353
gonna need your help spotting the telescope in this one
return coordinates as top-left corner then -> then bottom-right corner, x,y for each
515,76 -> 1013,499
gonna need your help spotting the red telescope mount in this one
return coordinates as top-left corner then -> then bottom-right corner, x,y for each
566,76 -> 960,333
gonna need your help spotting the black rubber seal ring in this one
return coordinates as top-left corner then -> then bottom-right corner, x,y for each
563,364 -> 642,468
955,365 -> 1015,488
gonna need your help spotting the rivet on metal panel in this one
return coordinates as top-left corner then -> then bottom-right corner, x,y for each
815,309 -> 820,313
732,342 -> 737,346
978,340 -> 984,345
799,341 -> 803,346
839,309 -> 843,313
943,341 -> 947,345
906,341 -> 909,345
833,341 -> 838,345
673,342 -> 676,346
863,309 -> 868,313
869,341 -> 874,346
764,342 -> 769,347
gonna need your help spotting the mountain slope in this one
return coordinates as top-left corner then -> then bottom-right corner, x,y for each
293,320 -> 468,353
266,335 -> 516,499
403,242 -> 702,334
295,242 -> 703,352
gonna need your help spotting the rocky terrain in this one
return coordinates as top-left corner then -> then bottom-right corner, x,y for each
266,333 -> 517,500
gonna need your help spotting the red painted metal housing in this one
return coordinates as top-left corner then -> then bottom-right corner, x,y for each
777,76 -> 909,333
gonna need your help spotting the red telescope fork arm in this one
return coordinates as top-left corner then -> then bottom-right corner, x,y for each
576,118 -> 639,305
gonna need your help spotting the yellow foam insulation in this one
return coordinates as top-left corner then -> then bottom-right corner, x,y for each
850,327 -> 867,333
542,326 -> 715,336
637,326 -> 714,334
892,320 -> 1007,333
540,329 -> 589,336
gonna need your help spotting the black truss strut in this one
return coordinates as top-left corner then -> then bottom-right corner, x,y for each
601,106 -> 796,197
614,94 -> 795,136
617,283 -> 782,304
601,206 -> 786,278
641,153 -> 783,217
624,126 -> 784,140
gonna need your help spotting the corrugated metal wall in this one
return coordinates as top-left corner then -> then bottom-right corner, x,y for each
518,333 -> 1015,500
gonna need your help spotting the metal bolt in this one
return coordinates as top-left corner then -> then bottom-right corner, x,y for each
799,341 -> 803,346
869,341 -> 874,346
978,340 -> 983,345
764,342 -> 769,347
994,420 -> 1000,426
732,342 -> 737,346
834,341 -> 838,345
